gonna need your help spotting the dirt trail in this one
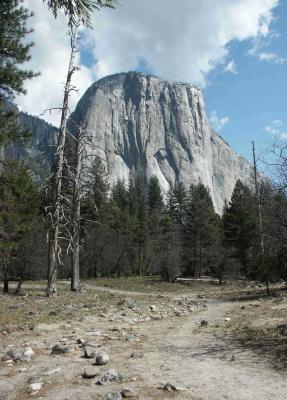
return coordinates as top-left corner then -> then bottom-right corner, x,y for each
81,283 -> 172,298
140,300 -> 287,400
1,285 -> 286,400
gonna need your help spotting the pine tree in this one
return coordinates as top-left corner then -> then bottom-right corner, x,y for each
184,182 -> 219,277
223,180 -> 257,275
44,0 -> 116,26
128,172 -> 148,275
0,0 -> 37,100
251,182 -> 287,283
82,157 -> 110,221
148,176 -> 163,238
172,182 -> 188,225
111,180 -> 129,212
0,162 -> 40,292
0,1 -> 37,148
148,176 -> 163,213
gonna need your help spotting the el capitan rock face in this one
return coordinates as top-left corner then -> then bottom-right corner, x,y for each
70,71 -> 252,213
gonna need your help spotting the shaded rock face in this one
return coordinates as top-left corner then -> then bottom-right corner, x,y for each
3,102 -> 57,180
70,72 -> 252,213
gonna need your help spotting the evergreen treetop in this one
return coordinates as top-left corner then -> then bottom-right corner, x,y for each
44,0 -> 116,26
0,0 -> 37,100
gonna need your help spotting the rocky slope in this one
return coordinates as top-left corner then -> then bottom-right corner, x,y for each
3,103 -> 57,179
70,72 -> 252,213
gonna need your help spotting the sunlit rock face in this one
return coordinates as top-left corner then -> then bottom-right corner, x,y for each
70,71 -> 252,214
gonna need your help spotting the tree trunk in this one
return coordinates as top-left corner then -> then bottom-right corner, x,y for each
47,24 -> 78,297
71,124 -> 83,292
252,141 -> 268,294
71,243 -> 80,291
199,237 -> 202,278
14,278 -> 23,295
92,243 -> 107,278
2,260 -> 9,294
1,252 -> 9,293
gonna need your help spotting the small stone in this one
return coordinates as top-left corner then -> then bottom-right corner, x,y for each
126,335 -> 138,342
83,346 -> 96,359
2,350 -> 23,362
111,326 -> 121,332
82,367 -> 99,379
277,324 -> 287,336
121,388 -> 137,398
161,383 -> 186,392
29,383 -> 42,392
225,354 -> 235,361
51,344 -> 70,355
95,353 -> 109,366
97,369 -> 122,385
225,318 -> 231,322
103,392 -> 122,400
150,305 -> 156,312
200,320 -> 208,327
23,347 -> 34,360
77,338 -> 85,345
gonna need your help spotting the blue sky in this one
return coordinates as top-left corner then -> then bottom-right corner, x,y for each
204,1 -> 287,164
19,0 -> 286,168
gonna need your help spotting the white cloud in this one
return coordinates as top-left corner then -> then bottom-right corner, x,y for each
224,60 -> 238,74
84,0 -> 278,84
210,111 -> 229,131
265,120 -> 287,139
248,30 -> 285,64
16,0 -> 279,125
16,0 -> 94,126
258,52 -> 286,63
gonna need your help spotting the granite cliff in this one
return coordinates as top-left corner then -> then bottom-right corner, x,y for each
70,72 -> 252,213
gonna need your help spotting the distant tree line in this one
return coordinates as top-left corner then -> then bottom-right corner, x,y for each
2,151 -> 287,293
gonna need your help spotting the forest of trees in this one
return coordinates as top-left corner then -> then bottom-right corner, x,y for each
1,1 -> 287,295
1,156 -> 287,291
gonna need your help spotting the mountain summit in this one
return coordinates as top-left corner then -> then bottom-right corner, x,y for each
70,72 -> 251,213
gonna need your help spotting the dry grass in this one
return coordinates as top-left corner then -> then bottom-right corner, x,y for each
89,276 -> 287,300
0,280 -> 119,334
226,296 -> 287,369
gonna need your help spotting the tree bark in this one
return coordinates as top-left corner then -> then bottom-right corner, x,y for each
199,237 -> 202,278
252,141 -> 269,294
14,278 -> 23,295
1,253 -> 9,293
71,125 -> 83,291
3,276 -> 9,293
47,24 -> 78,296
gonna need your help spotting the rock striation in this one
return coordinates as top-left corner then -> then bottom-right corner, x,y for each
70,72 -> 252,213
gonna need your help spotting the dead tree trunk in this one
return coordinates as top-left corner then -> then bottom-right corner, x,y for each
47,24 -> 79,297
252,141 -> 269,295
71,124 -> 84,291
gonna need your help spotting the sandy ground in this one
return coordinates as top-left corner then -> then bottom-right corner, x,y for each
0,284 -> 287,400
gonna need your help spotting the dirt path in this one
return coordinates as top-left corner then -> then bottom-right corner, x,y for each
140,300 -> 287,400
1,286 -> 286,400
